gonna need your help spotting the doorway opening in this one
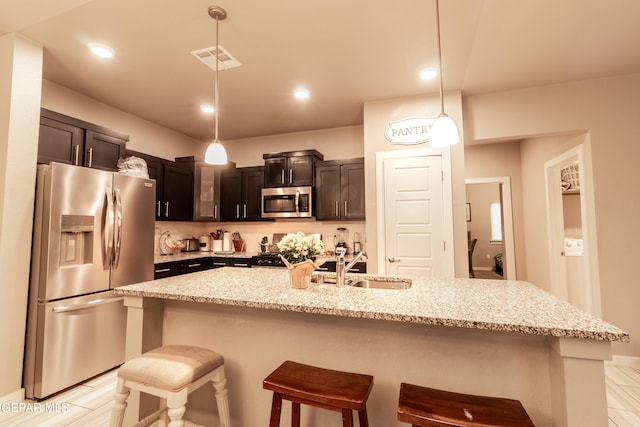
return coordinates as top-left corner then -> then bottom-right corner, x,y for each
465,177 -> 516,280
544,144 -> 601,316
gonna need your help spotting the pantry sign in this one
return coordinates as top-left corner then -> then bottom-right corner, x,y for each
385,116 -> 435,145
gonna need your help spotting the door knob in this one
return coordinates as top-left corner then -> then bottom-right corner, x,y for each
388,257 -> 399,263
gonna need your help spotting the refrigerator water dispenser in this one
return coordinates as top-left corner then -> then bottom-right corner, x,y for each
59,215 -> 94,266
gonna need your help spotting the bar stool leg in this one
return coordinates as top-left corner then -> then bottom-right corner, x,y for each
109,378 -> 129,427
269,393 -> 283,427
211,367 -> 231,427
291,402 -> 301,427
166,391 -> 188,427
358,405 -> 369,427
341,409 -> 354,427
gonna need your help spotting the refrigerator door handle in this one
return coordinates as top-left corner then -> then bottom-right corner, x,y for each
112,188 -> 123,268
52,296 -> 124,313
103,189 -> 115,269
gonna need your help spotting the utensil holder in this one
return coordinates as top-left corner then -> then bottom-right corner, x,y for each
232,239 -> 244,253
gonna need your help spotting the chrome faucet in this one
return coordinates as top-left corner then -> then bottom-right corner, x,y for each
336,248 -> 367,287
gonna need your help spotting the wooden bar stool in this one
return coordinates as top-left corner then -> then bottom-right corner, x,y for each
263,361 -> 373,427
397,383 -> 534,427
110,345 -> 231,427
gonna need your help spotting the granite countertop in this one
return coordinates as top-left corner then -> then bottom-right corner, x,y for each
154,251 -> 257,264
115,267 -> 629,342
153,252 -> 364,265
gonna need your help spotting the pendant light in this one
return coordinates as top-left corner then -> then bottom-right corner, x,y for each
204,5 -> 228,165
430,0 -> 459,148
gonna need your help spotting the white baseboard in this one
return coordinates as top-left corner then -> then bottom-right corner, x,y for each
608,354 -> 640,368
0,387 -> 25,403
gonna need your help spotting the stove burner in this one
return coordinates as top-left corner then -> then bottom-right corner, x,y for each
252,252 -> 285,267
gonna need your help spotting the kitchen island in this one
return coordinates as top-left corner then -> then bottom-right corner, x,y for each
115,267 -> 628,426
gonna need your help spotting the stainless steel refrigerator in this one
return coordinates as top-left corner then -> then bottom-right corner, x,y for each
23,162 -> 155,399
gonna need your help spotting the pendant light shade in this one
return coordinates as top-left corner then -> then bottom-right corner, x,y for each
204,6 -> 228,165
205,140 -> 228,164
430,0 -> 459,148
430,113 -> 459,147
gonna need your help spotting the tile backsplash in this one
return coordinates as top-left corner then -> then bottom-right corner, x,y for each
155,220 -> 366,256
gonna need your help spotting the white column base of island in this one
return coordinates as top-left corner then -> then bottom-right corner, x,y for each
116,268 -> 628,426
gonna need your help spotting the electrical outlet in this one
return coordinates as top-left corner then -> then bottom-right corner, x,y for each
486,253 -> 491,259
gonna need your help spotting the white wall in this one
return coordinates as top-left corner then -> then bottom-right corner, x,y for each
41,81 -> 205,161
225,125 -> 364,167
0,33 -> 42,400
465,74 -> 640,356
363,92 -> 467,277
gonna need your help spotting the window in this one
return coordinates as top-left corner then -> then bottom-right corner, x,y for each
490,202 -> 502,243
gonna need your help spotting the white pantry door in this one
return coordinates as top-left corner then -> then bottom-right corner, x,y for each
383,155 -> 445,278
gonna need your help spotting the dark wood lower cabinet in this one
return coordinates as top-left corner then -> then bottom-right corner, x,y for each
154,261 -> 181,279
154,257 -> 252,279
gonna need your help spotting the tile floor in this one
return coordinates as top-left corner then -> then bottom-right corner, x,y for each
1,362 -> 639,426
606,363 -> 640,426
0,370 -> 117,427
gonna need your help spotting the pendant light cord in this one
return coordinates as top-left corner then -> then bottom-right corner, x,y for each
435,0 -> 445,115
214,14 -> 220,142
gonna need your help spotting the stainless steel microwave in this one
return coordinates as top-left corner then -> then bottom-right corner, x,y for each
261,186 -> 313,218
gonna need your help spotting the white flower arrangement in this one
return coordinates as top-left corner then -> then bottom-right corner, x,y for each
277,232 -> 324,264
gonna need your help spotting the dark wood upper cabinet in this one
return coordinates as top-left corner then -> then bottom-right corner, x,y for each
37,116 -> 84,166
220,166 -> 266,221
126,150 -> 193,221
162,163 -> 193,221
263,150 -> 323,187
84,130 -> 126,170
315,158 -> 365,220
175,156 -> 234,222
37,109 -> 127,171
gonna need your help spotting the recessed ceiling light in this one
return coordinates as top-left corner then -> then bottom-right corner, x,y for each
294,89 -> 310,100
88,43 -> 114,59
201,104 -> 215,114
420,69 -> 437,80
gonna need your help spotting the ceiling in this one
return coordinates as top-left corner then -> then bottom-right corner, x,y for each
3,0 -> 640,142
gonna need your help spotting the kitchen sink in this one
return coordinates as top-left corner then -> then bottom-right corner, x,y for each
347,278 -> 412,290
311,273 -> 412,289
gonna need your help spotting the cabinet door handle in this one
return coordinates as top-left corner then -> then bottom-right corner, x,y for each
86,147 -> 93,168
344,201 -> 348,217
236,204 -> 240,219
234,263 -> 249,267
335,201 -> 339,217
243,204 -> 247,218
157,201 -> 161,217
187,263 -> 201,268
165,201 -> 169,218
155,268 -> 171,273
73,145 -> 80,165
281,170 -> 285,185
214,204 -> 218,220
289,169 -> 293,184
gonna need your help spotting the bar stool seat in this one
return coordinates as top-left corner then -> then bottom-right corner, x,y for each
263,360 -> 373,427
397,383 -> 534,427
110,345 -> 231,427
